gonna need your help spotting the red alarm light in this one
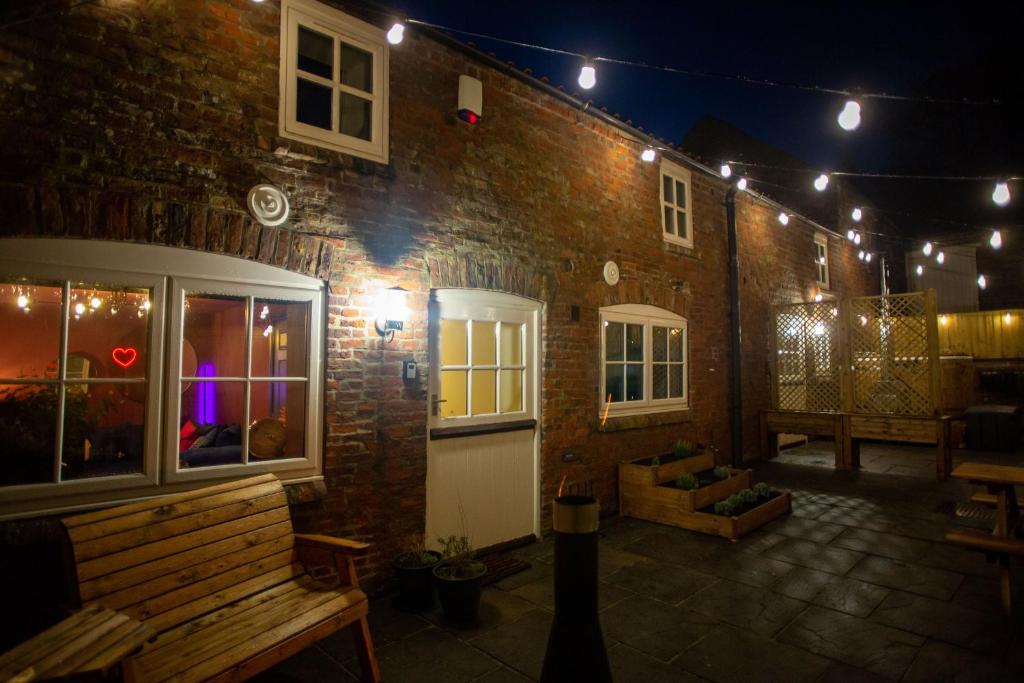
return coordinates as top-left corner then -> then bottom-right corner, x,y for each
458,109 -> 480,125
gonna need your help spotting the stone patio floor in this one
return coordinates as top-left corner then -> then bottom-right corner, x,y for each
256,443 -> 1024,682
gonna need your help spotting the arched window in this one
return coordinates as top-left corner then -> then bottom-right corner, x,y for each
0,239 -> 324,518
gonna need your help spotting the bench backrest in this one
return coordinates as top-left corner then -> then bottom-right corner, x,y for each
61,474 -> 299,634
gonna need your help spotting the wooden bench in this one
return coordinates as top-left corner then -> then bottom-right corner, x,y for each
58,473 -> 381,682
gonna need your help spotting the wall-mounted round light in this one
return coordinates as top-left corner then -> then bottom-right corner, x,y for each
375,286 -> 409,343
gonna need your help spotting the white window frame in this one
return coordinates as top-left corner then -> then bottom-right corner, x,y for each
279,0 -> 389,163
599,304 -> 688,418
814,232 -> 830,289
660,159 -> 694,248
0,239 -> 324,520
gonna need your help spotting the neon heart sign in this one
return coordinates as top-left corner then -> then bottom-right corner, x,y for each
112,346 -> 138,369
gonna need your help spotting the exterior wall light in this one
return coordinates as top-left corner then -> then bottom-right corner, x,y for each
375,286 -> 409,342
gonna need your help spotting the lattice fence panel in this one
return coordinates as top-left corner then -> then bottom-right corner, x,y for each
773,301 -> 842,412
849,293 -> 932,416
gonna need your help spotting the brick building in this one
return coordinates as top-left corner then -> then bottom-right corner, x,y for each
0,0 -> 881,618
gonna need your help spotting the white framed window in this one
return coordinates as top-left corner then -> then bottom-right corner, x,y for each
279,0 -> 389,163
600,304 -> 688,417
660,159 -> 693,248
0,239 -> 324,519
814,233 -> 830,289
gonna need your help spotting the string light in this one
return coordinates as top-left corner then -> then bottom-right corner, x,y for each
577,61 -> 596,90
977,274 -> 987,289
846,229 -> 856,240
990,230 -> 1002,249
641,147 -> 656,162
263,324 -> 274,337
736,177 -> 748,191
859,315 -> 868,326
90,296 -> 101,309
74,302 -> 85,315
936,251 -> 945,264
1004,312 -> 1012,324
720,163 -> 732,179
837,100 -> 861,131
777,212 -> 789,226
992,182 -> 1011,207
851,207 -> 863,222
853,233 -> 862,245
865,252 -> 873,263
813,174 -> 829,191
922,242 -> 933,256
940,315 -> 949,326
858,250 -> 865,260
17,294 -> 28,309
814,293 -> 823,302
916,264 -> 924,276
386,22 -> 405,45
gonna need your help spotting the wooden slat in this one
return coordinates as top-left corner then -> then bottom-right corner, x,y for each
946,528 -> 1024,555
80,521 -> 293,603
13,611 -> 130,681
970,492 -> 999,506
99,534 -> 296,611
69,480 -> 285,549
144,563 -> 306,634
76,506 -> 292,582
63,475 -> 279,530
166,591 -> 366,683
951,463 -> 1024,486
0,606 -> 105,677
74,489 -> 287,562
46,620 -> 153,677
125,549 -> 295,623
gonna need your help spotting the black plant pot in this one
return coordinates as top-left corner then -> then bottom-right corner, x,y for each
393,551 -> 442,611
433,561 -> 487,622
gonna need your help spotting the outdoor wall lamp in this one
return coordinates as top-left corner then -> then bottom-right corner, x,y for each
375,286 -> 408,343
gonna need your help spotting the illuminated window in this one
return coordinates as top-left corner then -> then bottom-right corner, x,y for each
814,233 -> 830,289
660,159 -> 694,248
600,304 -> 688,417
279,0 -> 389,163
0,239 -> 324,518
438,320 -> 526,419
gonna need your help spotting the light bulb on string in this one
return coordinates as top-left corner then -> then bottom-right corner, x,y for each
936,251 -> 945,264
837,100 -> 861,131
853,233 -> 861,245
992,181 -> 1010,207
813,174 -> 829,192
736,177 -> 748,191
577,61 -> 596,90
720,163 -> 732,179
90,296 -> 101,309
386,22 -> 405,45
990,230 -> 1002,249
1004,312 -> 1012,324
263,324 -> 273,337
851,207 -> 863,222
846,229 -> 856,241
977,274 -> 987,289
17,294 -> 28,308
777,212 -> 789,226
858,250 -> 865,261
865,252 -> 873,263
916,264 -> 924,276
922,242 -> 933,256
814,293 -> 823,302
640,147 -> 656,163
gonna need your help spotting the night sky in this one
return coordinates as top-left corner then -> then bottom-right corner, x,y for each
390,0 -> 1024,235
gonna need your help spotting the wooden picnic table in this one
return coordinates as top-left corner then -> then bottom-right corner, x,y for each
0,605 -> 154,682
948,462 -> 1024,615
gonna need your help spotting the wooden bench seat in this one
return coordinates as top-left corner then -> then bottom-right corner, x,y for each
969,492 -> 999,507
58,474 -> 380,682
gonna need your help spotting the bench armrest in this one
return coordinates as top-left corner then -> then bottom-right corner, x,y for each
294,533 -> 370,556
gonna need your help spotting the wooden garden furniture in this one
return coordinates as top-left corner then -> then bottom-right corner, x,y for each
52,473 -> 380,682
947,462 -> 1024,616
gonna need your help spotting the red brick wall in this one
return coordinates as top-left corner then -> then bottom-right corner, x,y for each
0,0 -> 877,587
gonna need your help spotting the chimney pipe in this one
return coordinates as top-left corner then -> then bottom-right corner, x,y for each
539,494 -> 612,683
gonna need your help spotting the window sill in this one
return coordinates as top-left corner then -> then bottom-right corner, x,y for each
598,409 -> 692,432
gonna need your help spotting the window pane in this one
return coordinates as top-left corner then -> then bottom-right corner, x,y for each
296,78 -> 332,131
605,364 -> 623,403
0,282 -> 62,380
669,327 -> 684,362
662,174 -> 673,203
626,324 -> 643,361
605,322 -> 624,362
500,323 -> 522,366
179,381 -> 245,468
68,285 -> 150,379
500,369 -> 522,412
0,384 -> 57,485
677,210 -> 688,239
62,382 -> 144,481
249,381 -> 305,460
472,321 -> 496,366
675,180 -> 686,208
440,370 -> 467,418
184,295 -> 247,377
471,369 -> 496,415
340,43 -> 373,93
626,364 -> 644,401
297,26 -> 333,80
339,93 -> 372,141
252,300 -> 309,378
652,326 -> 667,362
670,364 -> 684,399
440,320 -> 467,366
663,206 -> 674,235
652,364 -> 667,400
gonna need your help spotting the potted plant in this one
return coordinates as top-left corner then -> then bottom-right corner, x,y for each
432,535 -> 487,622
392,547 -> 442,611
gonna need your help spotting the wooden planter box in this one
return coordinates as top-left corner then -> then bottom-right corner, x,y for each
621,467 -> 752,517
619,452 -> 714,490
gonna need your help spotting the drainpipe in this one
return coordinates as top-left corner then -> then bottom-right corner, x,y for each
725,185 -> 743,469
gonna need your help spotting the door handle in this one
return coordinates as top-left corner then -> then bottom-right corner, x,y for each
431,395 -> 447,416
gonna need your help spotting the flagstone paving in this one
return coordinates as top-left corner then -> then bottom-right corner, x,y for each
255,444 -> 1024,682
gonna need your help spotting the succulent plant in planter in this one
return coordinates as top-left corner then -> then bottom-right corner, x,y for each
738,488 -> 758,506
754,482 -> 773,500
675,472 -> 698,491
433,535 -> 487,622
650,454 -> 661,467
713,466 -> 731,480
713,498 -> 735,516
673,439 -> 697,460
393,547 -> 442,611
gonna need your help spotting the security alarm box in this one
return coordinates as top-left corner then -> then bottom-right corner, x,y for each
458,75 -> 482,124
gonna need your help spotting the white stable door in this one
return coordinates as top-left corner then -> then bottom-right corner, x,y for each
426,290 -> 540,551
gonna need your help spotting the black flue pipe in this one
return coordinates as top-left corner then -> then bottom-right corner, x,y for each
725,184 -> 743,469
539,495 -> 612,683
